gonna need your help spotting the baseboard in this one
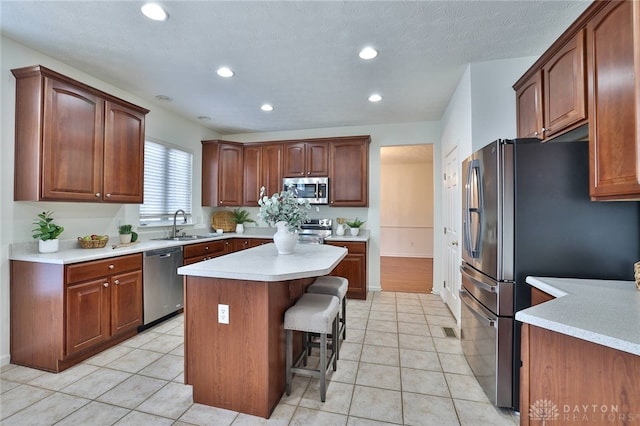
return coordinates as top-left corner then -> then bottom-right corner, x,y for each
380,254 -> 434,259
0,353 -> 10,368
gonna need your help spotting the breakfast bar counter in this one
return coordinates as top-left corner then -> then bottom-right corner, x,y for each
177,243 -> 347,418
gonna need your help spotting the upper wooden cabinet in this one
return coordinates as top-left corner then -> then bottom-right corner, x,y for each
283,141 -> 329,177
202,140 -> 244,206
587,0 -> 640,200
514,30 -> 587,140
243,143 -> 283,205
329,136 -> 370,207
12,65 -> 148,203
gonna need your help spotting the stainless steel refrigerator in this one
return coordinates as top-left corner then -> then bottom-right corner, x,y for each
460,139 -> 640,410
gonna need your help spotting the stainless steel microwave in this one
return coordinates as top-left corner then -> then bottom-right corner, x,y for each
282,177 -> 329,204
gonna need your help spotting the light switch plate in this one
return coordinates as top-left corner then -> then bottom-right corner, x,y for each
218,304 -> 229,324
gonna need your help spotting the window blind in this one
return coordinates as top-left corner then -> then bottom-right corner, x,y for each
139,140 -> 193,225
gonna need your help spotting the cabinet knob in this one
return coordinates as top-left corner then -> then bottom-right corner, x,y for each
103,282 -> 109,288
105,193 -> 111,198
533,131 -> 539,136
108,264 -> 114,270
204,246 -> 209,251
95,192 -> 101,197
114,279 -> 120,285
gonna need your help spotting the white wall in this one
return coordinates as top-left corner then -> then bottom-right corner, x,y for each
0,36 -> 220,367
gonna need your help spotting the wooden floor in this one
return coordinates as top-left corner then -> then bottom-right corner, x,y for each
380,256 -> 433,293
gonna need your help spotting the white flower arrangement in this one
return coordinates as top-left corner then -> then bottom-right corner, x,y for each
257,185 -> 311,232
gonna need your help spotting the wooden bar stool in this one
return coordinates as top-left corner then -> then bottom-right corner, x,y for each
285,293 -> 340,402
307,276 -> 348,346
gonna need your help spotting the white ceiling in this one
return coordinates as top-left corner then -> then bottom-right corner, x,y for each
0,1 -> 590,135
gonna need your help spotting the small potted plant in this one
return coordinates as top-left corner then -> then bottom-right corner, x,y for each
230,208 -> 255,234
346,218 -> 366,236
32,211 -> 64,253
118,224 -> 133,244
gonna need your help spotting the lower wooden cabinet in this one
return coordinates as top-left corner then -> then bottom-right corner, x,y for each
10,253 -> 142,372
183,240 -> 230,264
326,241 -> 367,299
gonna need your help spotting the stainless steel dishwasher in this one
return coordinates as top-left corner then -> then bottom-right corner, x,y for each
143,246 -> 184,325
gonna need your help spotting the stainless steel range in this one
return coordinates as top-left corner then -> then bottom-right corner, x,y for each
298,219 -> 332,244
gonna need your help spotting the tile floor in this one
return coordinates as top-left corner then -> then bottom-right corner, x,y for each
1,291 -> 520,425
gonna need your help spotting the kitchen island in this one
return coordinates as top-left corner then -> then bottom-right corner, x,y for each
177,243 -> 347,418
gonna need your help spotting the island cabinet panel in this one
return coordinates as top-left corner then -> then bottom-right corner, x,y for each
329,136 -> 370,207
243,143 -> 283,205
202,140 -> 244,206
11,65 -> 148,203
520,324 -> 640,425
283,141 -> 328,177
530,286 -> 555,306
587,0 -> 640,200
184,276 -> 314,418
327,241 -> 367,299
10,253 -> 142,372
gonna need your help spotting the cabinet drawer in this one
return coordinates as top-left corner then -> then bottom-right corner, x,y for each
66,253 -> 142,284
183,240 -> 227,259
326,241 -> 366,254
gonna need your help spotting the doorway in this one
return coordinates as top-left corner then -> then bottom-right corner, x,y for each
379,145 -> 434,293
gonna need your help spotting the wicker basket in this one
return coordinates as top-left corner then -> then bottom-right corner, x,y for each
77,236 -> 109,249
211,210 -> 236,232
634,261 -> 640,290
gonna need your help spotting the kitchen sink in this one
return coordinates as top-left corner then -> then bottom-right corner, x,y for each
152,235 -> 211,241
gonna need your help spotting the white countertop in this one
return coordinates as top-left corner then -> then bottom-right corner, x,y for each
177,243 -> 347,282
516,276 -> 640,356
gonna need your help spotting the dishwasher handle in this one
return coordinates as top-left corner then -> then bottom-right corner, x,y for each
144,246 -> 183,258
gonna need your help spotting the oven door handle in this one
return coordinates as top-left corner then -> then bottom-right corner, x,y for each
460,289 -> 496,328
460,265 -> 496,293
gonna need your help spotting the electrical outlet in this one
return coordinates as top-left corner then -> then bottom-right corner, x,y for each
218,304 -> 229,324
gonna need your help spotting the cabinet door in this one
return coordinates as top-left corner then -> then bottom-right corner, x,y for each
306,142 -> 329,176
261,144 -> 283,198
587,0 -> 640,200
103,101 -> 145,203
327,241 -> 367,300
329,137 -> 369,206
543,30 -> 587,138
243,145 -> 262,206
218,144 -> 244,206
111,270 -> 142,334
66,278 -> 110,355
515,72 -> 543,139
283,142 -> 306,177
42,77 -> 104,201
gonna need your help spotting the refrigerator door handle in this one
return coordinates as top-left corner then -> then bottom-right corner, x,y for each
460,265 -> 496,293
460,289 -> 496,328
464,159 -> 482,258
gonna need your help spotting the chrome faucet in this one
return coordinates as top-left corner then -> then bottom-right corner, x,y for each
172,209 -> 187,238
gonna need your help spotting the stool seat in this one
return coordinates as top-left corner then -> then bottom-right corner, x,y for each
284,293 -> 339,335
307,276 -> 348,300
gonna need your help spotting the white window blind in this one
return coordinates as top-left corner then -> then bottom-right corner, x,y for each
139,140 -> 193,226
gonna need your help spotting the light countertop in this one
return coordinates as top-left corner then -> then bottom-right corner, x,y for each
177,243 -> 347,282
516,276 -> 640,356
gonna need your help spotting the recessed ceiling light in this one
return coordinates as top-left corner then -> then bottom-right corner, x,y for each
141,3 -> 168,21
155,95 -> 172,102
197,116 -> 211,121
359,47 -> 378,60
261,104 -> 274,112
216,67 -> 234,78
368,94 -> 382,102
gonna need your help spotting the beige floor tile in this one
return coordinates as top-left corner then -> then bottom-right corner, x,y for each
401,368 -> 450,397
0,378 -> 21,394
454,399 -> 518,425
0,365 -> 46,383
1,364 -> 17,373
152,318 -> 183,333
139,334 -> 184,353
349,385 -> 402,424
427,314 -> 457,327
27,363 -> 98,391
366,319 -> 398,333
232,403 -> 296,425
348,317 -> 368,330
136,381 -> 193,419
178,402 -> 238,425
370,303 -> 396,312
0,384 -> 53,420
363,330 -> 398,348
347,416 -> 401,425
169,343 -> 185,356
360,345 -> 399,366
337,342 -> 363,362
280,375 -> 311,405
114,410 -> 174,425
326,359 -> 359,384
399,334 -> 435,352
106,348 -> 164,373
397,312 -> 427,324
402,392 -> 460,426
61,367 -> 131,399
172,371 -> 185,383
299,380 -> 354,414
433,337 -> 463,355
119,331 -> 162,348
84,344 -> 134,366
396,304 -> 424,314
397,322 -> 430,336
2,392 -> 90,426
368,310 -> 397,322
355,362 -> 401,391
55,400 -> 129,426
399,348 -> 441,371
439,353 -> 473,375
429,324 -> 459,338
97,374 -> 167,409
427,306 -> 457,317
445,373 -> 490,403
138,354 -> 184,380
344,328 -> 365,344
290,406 -> 348,425
166,324 -> 185,336
347,308 -> 369,319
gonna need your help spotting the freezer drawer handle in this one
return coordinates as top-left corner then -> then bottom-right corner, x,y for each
460,290 -> 496,328
460,266 -> 496,293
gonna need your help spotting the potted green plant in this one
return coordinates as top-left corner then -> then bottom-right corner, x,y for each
230,208 -> 255,234
32,211 -> 64,253
346,218 -> 366,236
118,224 -> 133,244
